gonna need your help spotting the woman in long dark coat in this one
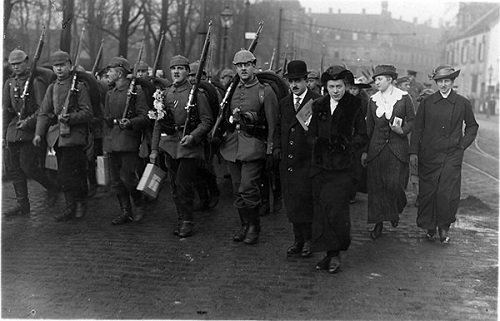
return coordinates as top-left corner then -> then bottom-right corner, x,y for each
307,66 -> 368,274
361,65 -> 415,239
410,65 -> 478,243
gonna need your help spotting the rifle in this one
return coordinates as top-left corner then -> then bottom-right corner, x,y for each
182,21 -> 213,137
268,48 -> 276,71
151,32 -> 165,82
91,39 -> 105,76
282,52 -> 288,77
207,41 -> 214,83
60,27 -> 86,138
121,39 -> 145,121
19,26 -> 46,121
210,21 -> 264,138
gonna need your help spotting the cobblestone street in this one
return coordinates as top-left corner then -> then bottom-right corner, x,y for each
2,115 -> 498,320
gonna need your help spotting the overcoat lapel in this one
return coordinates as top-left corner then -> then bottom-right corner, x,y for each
289,91 -> 317,130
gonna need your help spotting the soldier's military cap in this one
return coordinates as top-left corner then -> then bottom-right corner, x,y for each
307,69 -> 320,80
107,57 -> 131,73
8,49 -> 28,64
232,50 -> 256,65
169,55 -> 190,68
220,68 -> 235,79
50,50 -> 71,65
137,61 -> 149,71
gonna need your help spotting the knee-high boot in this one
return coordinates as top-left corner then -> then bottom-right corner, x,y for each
4,181 -> 30,216
244,207 -> 260,245
54,192 -> 76,221
233,208 -> 249,242
112,193 -> 133,225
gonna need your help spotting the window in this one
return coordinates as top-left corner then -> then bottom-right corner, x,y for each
353,32 -> 358,41
471,74 -> 478,93
478,36 -> 485,61
334,51 -> 340,59
365,33 -> 372,41
470,38 -> 476,63
335,34 -> 341,40
461,40 -> 469,65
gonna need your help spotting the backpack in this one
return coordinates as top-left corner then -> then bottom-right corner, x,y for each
255,71 -> 289,102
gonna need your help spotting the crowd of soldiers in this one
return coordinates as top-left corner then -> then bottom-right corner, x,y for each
4,35 -> 478,274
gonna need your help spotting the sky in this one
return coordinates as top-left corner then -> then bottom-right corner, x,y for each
297,0 -> 499,28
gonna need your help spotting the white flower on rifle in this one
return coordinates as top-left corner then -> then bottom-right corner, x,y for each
149,89 -> 167,120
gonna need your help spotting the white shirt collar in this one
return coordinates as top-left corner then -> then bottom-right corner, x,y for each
293,89 -> 308,103
329,97 -> 339,115
440,89 -> 451,98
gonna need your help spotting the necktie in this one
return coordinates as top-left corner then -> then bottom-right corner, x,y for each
294,97 -> 301,111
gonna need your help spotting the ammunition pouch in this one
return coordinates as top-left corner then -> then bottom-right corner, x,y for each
228,111 -> 267,140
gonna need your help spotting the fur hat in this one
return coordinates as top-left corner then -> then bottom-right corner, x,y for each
321,65 -> 354,86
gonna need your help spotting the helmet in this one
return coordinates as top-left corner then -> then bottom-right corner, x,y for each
232,50 -> 256,65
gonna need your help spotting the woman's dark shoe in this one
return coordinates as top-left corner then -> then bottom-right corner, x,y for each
286,242 -> 303,256
426,228 -> 436,240
391,217 -> 399,228
328,254 -> 341,274
438,227 -> 450,243
315,255 -> 330,270
370,222 -> 383,239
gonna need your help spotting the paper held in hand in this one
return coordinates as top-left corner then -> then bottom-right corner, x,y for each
295,99 -> 314,131
137,163 -> 166,199
393,116 -> 403,127
96,155 -> 110,186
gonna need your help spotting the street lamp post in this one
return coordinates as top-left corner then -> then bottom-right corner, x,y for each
220,5 -> 234,69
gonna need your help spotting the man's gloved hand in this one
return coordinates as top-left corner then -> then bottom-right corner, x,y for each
272,148 -> 281,161
180,134 -> 194,147
149,150 -> 158,164
410,154 -> 418,169
119,118 -> 132,129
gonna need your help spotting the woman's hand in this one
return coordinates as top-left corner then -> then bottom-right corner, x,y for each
389,123 -> 404,135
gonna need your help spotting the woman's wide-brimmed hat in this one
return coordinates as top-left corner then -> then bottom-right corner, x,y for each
284,60 -> 309,79
352,76 -> 372,89
429,65 -> 461,80
321,65 -> 354,85
372,64 -> 398,80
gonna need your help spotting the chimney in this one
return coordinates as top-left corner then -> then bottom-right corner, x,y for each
308,8 -> 311,14
413,17 -> 418,24
362,8 -> 366,14
338,9 -> 341,14
382,1 -> 388,13
329,8 -> 333,14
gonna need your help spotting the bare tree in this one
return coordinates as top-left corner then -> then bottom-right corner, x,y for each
60,0 -> 75,52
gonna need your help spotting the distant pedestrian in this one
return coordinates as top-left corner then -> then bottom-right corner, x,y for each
307,69 -> 322,95
362,65 -> 415,239
410,65 -> 478,243
273,60 -> 322,258
347,77 -> 371,203
34,50 -> 94,221
307,65 -> 368,273
3,49 -> 59,216
407,70 -> 424,108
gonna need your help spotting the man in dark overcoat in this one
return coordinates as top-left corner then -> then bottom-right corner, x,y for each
273,60 -> 321,257
410,65 -> 478,243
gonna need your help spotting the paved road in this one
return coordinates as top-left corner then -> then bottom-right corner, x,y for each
2,116 -> 498,320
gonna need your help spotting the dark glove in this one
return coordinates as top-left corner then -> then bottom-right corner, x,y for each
266,154 -> 274,170
272,148 -> 281,161
207,135 -> 222,147
104,118 -> 115,128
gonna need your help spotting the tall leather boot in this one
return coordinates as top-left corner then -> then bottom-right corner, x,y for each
173,202 -> 183,236
4,181 -> 30,216
74,196 -> 88,219
244,207 -> 260,245
179,202 -> 194,237
233,208 -> 249,242
54,192 -> 76,221
112,193 -> 133,225
131,191 -> 145,222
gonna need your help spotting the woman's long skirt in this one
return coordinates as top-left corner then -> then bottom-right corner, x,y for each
311,169 -> 353,253
367,146 -> 408,224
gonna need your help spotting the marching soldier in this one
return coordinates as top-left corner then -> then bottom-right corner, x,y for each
136,61 -> 150,79
150,55 -> 213,237
219,50 -> 278,245
33,50 -> 93,221
3,49 -> 59,216
103,57 -> 150,225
